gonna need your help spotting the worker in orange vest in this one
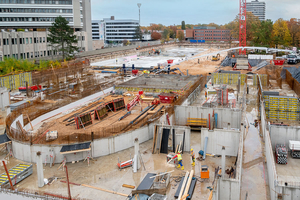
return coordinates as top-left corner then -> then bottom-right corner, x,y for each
172,151 -> 184,170
191,149 -> 195,166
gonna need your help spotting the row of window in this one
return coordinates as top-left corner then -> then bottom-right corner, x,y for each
106,33 -> 135,36
3,50 -> 58,60
0,17 -> 73,22
106,37 -> 134,39
0,8 -> 73,13
195,37 -> 230,40
0,0 -> 72,4
106,26 -> 138,29
106,22 -> 139,25
92,26 -> 99,29
106,30 -> 135,32
2,36 -> 46,45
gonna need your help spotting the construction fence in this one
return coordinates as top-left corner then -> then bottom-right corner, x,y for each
253,74 -> 268,87
0,72 -> 32,90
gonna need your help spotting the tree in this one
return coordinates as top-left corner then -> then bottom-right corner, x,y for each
253,19 -> 273,46
272,18 -> 292,46
122,39 -> 129,46
47,16 -> 78,60
287,18 -> 300,47
134,26 -> 143,40
162,29 -> 170,41
169,26 -> 177,38
151,32 -> 161,40
177,31 -> 184,42
181,21 -> 186,30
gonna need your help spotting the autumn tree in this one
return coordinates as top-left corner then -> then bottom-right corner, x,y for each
169,26 -> 177,38
162,29 -> 170,41
151,32 -> 162,40
177,31 -> 185,42
149,23 -> 160,32
287,18 -> 300,47
272,18 -> 292,46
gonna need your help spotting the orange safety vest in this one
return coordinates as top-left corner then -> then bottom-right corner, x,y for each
177,153 -> 182,161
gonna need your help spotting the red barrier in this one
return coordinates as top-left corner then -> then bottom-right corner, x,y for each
273,60 -> 285,65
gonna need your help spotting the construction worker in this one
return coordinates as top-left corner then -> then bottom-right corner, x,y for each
191,149 -> 195,166
172,151 -> 184,170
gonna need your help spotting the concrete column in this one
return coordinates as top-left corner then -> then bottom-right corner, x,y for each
36,151 -> 44,187
134,138 -> 140,172
222,146 -> 225,179
228,123 -> 231,130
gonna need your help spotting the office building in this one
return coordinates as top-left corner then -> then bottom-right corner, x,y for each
177,26 -> 231,41
0,0 -> 93,60
102,16 -> 139,43
246,0 -> 266,21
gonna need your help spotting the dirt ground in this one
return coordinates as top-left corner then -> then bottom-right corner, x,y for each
176,48 -> 227,75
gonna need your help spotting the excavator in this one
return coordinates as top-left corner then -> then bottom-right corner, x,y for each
212,53 -> 220,61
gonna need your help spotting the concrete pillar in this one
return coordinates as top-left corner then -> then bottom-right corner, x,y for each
36,151 -> 44,187
222,146 -> 225,179
228,123 -> 231,130
133,138 -> 140,172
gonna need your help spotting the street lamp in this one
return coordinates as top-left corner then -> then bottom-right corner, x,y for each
137,3 -> 141,25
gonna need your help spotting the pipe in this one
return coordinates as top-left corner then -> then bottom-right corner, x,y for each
214,113 -> 218,128
203,137 -> 208,160
134,138 -> 140,172
222,146 -> 226,178
2,161 -> 14,190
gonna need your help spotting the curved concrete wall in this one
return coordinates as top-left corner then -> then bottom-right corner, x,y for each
10,125 -> 153,164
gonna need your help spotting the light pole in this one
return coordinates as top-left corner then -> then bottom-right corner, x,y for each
137,3 -> 141,25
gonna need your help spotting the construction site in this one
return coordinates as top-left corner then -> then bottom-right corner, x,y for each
1,38 -> 300,200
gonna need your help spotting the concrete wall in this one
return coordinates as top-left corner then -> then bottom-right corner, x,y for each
10,124 -> 153,164
201,128 -> 240,156
154,125 -> 191,152
261,100 -> 277,200
0,87 -> 9,110
174,106 -> 241,129
11,114 -> 24,130
269,125 -> 300,149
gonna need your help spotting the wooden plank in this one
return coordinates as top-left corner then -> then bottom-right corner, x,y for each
152,125 -> 157,154
178,171 -> 189,200
33,129 -> 49,144
26,114 -> 34,131
122,184 -> 135,189
60,148 -> 91,155
158,128 -> 163,154
183,170 -> 194,198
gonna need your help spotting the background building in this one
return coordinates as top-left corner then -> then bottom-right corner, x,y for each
102,16 -> 139,44
91,20 -> 105,50
0,0 -> 93,60
246,0 -> 266,21
177,26 -> 231,42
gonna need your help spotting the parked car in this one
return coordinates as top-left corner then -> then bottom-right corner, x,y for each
287,54 -> 299,64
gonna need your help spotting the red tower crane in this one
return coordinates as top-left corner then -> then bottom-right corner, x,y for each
239,0 -> 247,55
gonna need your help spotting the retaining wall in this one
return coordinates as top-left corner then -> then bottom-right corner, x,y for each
201,128 -> 240,156
10,125 -> 153,164
269,125 -> 300,149
174,106 -> 241,129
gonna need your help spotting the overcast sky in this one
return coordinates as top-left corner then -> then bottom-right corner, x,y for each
91,0 -> 299,26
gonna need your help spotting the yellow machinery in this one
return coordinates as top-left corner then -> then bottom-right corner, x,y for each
212,54 -> 220,61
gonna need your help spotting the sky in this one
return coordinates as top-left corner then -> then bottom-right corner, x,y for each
91,0 -> 299,26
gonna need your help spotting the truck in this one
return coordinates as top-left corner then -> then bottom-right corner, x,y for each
289,140 -> 300,158
287,54 -> 299,64
275,144 -> 288,164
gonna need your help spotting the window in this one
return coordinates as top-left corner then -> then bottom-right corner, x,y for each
30,52 -> 33,58
19,38 -> 22,44
3,39 -> 6,45
26,38 -> 28,44
30,37 -> 32,43
40,37 -> 42,43
34,38 -> 36,43
12,38 -> 15,45
27,52 -> 29,58
43,37 -> 45,43
44,51 -> 46,56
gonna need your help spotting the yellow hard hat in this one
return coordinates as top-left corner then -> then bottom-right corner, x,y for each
191,149 -> 193,151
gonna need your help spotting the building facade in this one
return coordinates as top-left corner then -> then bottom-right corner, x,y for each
246,0 -> 266,21
177,26 -> 231,42
0,0 -> 93,60
102,16 -> 139,44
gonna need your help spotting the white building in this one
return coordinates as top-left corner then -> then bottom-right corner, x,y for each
246,0 -> 266,21
0,0 -> 93,60
102,16 -> 139,44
